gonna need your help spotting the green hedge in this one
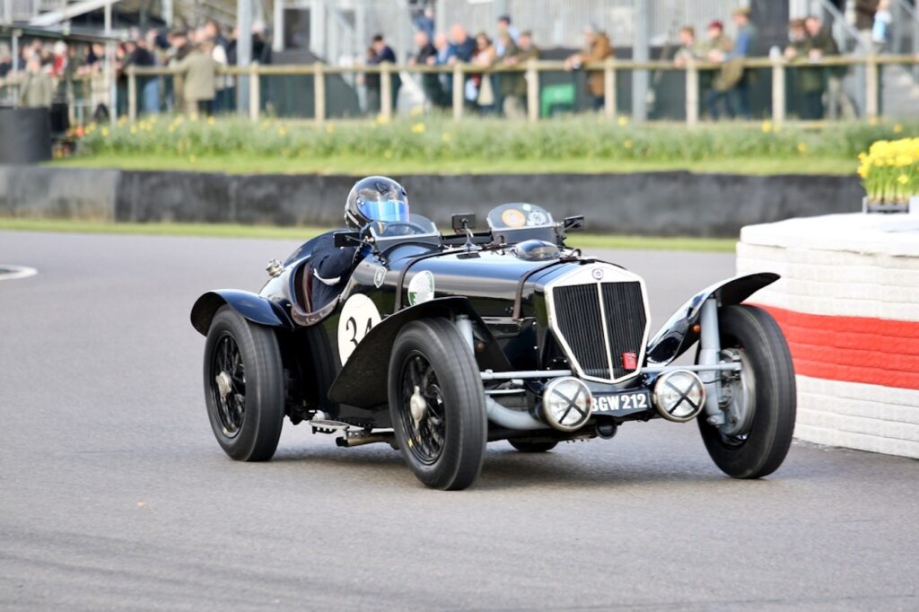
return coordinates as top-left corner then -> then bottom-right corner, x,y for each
78,115 -> 916,164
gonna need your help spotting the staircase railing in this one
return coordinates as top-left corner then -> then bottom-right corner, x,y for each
322,0 -> 359,65
815,0 -> 870,53
891,0 -> 919,80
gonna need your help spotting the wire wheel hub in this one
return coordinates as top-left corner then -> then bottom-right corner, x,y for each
399,353 -> 446,465
210,333 -> 246,438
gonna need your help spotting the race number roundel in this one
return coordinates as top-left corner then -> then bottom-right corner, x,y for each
408,270 -> 435,306
501,208 -> 526,228
337,294 -> 382,365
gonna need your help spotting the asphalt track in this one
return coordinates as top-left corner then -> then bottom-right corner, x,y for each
1,231 -> 917,611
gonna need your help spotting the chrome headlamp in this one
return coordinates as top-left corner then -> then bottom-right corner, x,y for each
653,370 -> 706,422
542,377 -> 593,431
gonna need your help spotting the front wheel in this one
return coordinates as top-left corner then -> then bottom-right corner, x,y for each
388,318 -> 488,490
203,306 -> 285,462
697,304 -> 796,479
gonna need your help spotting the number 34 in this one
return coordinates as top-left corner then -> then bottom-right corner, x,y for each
345,316 -> 374,348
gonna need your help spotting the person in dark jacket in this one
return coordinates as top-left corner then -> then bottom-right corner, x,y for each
309,177 -> 410,310
365,34 -> 401,115
785,19 -> 824,119
433,32 -> 455,104
409,30 -> 445,108
448,24 -> 476,63
123,38 -> 158,114
804,14 -> 854,119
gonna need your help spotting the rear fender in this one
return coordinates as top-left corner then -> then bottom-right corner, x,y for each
328,297 -> 507,408
646,273 -> 779,365
190,290 -> 294,336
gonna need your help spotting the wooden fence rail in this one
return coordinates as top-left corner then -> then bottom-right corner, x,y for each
117,54 -> 919,125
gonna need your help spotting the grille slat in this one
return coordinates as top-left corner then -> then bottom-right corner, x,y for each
551,281 -> 646,382
602,283 -> 648,379
553,285 -> 608,377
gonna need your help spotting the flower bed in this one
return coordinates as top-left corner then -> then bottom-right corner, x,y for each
71,116 -> 916,168
858,137 -> 919,212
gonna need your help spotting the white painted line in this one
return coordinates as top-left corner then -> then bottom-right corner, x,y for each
0,265 -> 38,281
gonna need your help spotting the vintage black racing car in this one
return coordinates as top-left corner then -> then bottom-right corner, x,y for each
190,202 -> 796,490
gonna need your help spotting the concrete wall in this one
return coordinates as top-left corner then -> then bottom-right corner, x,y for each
1,166 -> 863,236
0,166 -> 118,221
737,214 -> 919,459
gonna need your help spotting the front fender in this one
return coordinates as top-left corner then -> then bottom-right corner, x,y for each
190,290 -> 294,336
328,297 -> 505,409
646,272 -> 779,365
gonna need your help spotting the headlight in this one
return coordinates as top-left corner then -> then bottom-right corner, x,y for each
653,370 -> 706,422
542,377 -> 593,431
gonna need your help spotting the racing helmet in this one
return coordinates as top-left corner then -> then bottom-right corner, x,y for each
344,176 -> 409,229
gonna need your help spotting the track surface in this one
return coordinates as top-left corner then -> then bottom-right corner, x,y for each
1,231 -> 916,611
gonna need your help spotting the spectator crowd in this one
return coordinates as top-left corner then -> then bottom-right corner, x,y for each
365,13 -> 613,118
0,0 -> 912,122
376,0 -> 905,120
0,19 -> 271,117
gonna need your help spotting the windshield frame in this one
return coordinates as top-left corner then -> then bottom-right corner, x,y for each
367,214 -> 442,245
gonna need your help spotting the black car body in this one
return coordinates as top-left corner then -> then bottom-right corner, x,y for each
191,204 -> 796,490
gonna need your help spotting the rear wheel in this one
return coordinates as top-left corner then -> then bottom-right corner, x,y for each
697,305 -> 796,479
204,306 -> 285,462
509,439 -> 558,453
389,318 -> 487,490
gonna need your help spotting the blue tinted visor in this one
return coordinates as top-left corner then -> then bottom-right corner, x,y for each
358,200 -> 409,223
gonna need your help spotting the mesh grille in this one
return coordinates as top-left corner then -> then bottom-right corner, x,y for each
551,281 -> 646,381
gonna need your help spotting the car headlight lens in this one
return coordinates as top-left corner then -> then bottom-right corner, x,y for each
653,370 -> 706,422
542,377 -> 593,431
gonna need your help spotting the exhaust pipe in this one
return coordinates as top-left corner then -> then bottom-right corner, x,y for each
485,397 -> 547,431
336,433 -> 398,449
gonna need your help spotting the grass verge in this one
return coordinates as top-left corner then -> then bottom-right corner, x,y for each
0,218 -> 736,252
50,154 -> 856,176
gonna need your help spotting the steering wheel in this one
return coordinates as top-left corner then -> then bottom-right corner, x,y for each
374,221 -> 430,237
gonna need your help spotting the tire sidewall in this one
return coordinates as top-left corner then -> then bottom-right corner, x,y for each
698,304 -> 796,478
203,307 -> 285,461
388,318 -> 487,489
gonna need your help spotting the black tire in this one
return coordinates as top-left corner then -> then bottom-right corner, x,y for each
509,439 -> 558,453
388,318 -> 488,490
203,306 -> 285,462
697,304 -> 796,479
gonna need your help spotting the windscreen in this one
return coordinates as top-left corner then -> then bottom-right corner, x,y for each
369,214 -> 439,239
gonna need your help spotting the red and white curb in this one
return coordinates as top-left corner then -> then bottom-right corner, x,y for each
738,214 -> 919,460
0,265 -> 38,281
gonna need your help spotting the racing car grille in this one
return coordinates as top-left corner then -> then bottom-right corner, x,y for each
551,281 -> 647,381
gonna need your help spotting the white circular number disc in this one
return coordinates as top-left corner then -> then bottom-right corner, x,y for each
338,294 -> 382,365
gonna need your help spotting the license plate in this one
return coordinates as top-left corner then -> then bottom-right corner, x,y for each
593,390 -> 651,413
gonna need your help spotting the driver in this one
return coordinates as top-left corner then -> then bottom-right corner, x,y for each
309,176 -> 409,310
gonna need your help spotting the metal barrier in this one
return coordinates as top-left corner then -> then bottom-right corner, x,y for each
126,54 -> 919,126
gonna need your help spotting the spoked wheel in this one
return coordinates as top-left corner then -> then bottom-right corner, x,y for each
211,333 -> 246,438
389,318 -> 487,490
204,306 -> 285,462
509,439 -> 558,453
697,304 -> 796,479
399,353 -> 448,465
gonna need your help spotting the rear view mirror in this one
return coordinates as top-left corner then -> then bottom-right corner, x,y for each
563,216 -> 585,232
333,230 -> 361,248
451,213 -> 477,233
